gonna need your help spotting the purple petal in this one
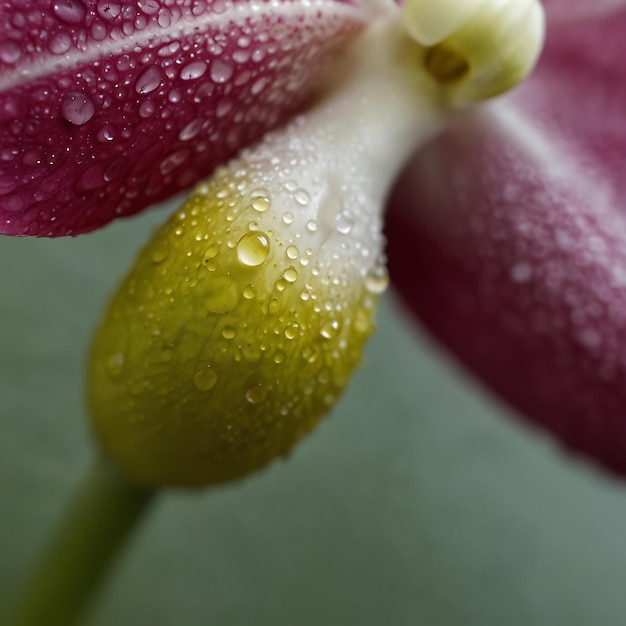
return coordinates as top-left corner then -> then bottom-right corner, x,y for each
386,9 -> 626,473
541,0 -> 626,24
0,0 -> 365,236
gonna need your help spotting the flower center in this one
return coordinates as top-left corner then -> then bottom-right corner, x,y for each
404,0 -> 546,100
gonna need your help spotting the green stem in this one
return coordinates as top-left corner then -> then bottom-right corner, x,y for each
7,456 -> 156,626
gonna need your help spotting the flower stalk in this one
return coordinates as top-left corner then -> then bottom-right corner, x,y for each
6,457 -> 154,626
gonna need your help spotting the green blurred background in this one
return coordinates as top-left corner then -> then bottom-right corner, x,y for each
2,197 -> 626,625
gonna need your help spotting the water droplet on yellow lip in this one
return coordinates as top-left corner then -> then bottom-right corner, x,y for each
245,384 -> 267,404
194,366 -> 217,390
320,320 -> 340,339
243,284 -> 257,300
236,232 -> 270,267
251,197 -> 271,213
283,267 -> 298,283
222,325 -> 236,339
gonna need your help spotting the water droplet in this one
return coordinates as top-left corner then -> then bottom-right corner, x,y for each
320,320 -> 340,339
246,384 -> 267,404
336,213 -> 353,234
97,124 -> 116,142
194,366 -> 217,390
53,0 -> 86,24
273,351 -> 285,364
302,345 -> 319,363
222,325 -> 236,339
268,299 -> 280,314
181,61 -> 207,80
179,118 -> 203,141
282,212 -> 294,225
139,98 -> 156,118
251,76 -> 269,95
243,284 -> 257,300
48,32 -> 73,55
237,231 -> 270,267
210,59 -> 233,83
0,40 -> 22,63
106,351 -> 125,377
294,189 -> 310,206
283,267 -> 298,283
61,92 -> 95,125
365,265 -> 389,294
284,323 -> 299,340
135,66 -> 162,94
299,290 -> 310,301
286,245 -> 299,260
251,196 -> 271,213
203,244 -> 219,260
306,220 -> 318,233
151,240 -> 169,263
98,1 -> 121,18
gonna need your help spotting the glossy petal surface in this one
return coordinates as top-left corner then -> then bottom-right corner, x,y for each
0,0 -> 364,236
386,10 -> 626,472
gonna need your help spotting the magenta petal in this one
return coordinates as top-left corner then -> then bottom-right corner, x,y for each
0,0 -> 364,237
386,10 -> 626,474
541,0 -> 626,24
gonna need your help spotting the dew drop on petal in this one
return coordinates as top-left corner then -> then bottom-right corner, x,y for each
365,264 -> 389,294
320,320 -> 340,339
237,231 -> 270,267
283,267 -> 298,283
97,123 -> 116,142
251,196 -> 271,213
294,189 -> 310,206
135,66 -> 162,94
179,119 -> 203,141
284,323 -> 299,339
245,384 -> 267,404
181,61 -> 207,80
47,32 -> 73,55
243,285 -> 256,300
52,0 -> 86,24
61,92 -> 95,125
0,40 -> 22,63
335,212 -> 353,234
194,366 -> 217,390
210,59 -> 233,83
222,325 -> 236,339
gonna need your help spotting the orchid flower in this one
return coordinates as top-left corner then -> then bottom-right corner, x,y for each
3,0 -> 626,622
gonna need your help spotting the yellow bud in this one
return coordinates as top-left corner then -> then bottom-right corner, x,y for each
404,0 -> 545,100
88,163 -> 384,488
